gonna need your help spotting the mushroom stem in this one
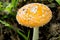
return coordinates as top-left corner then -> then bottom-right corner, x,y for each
32,27 -> 39,40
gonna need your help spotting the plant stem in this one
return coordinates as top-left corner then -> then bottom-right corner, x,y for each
16,29 -> 27,40
32,27 -> 39,40
27,30 -> 30,40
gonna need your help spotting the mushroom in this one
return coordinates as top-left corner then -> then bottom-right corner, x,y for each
16,3 -> 52,40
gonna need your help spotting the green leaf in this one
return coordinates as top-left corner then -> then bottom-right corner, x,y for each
4,0 -> 19,13
27,30 -> 30,40
16,29 -> 27,40
11,0 -> 18,8
56,0 -> 60,5
0,2 -> 4,11
0,20 -> 13,29
4,3 -> 13,13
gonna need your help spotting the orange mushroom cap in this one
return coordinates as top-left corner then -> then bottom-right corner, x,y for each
16,3 -> 52,28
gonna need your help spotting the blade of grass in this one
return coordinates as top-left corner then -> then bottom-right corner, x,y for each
0,20 -> 13,29
11,0 -> 18,8
16,29 -> 28,40
56,0 -> 60,5
27,30 -> 30,40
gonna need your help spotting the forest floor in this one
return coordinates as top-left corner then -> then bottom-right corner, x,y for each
0,0 -> 60,40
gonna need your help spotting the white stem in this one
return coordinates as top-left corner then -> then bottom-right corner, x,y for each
32,27 -> 39,40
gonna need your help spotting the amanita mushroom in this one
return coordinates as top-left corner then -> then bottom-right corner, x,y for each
16,3 -> 52,40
